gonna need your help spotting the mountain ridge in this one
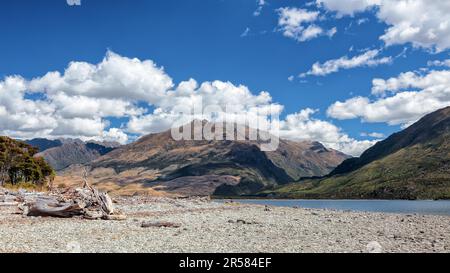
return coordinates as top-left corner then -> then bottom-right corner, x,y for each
331,106 -> 450,176
59,122 -> 350,196
31,140 -> 119,171
261,106 -> 450,200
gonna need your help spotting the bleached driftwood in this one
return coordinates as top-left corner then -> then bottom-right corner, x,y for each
24,200 -> 83,218
0,188 -> 22,207
0,202 -> 19,207
1,168 -> 125,220
18,184 -> 124,220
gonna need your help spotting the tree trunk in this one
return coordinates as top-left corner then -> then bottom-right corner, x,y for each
25,199 -> 84,218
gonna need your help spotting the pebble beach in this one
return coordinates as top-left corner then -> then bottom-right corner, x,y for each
0,196 -> 449,253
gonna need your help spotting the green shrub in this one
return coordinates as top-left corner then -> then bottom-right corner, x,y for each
0,136 -> 54,187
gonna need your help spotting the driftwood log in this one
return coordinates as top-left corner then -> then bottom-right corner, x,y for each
0,191 -> 18,206
1,173 -> 125,220
24,201 -> 83,218
141,221 -> 181,228
0,202 -> 18,207
19,186 -> 124,220
0,179 -> 126,220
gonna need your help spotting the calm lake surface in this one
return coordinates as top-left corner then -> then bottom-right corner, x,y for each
220,199 -> 450,216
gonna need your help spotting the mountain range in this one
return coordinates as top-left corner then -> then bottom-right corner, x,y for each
20,106 -> 450,199
261,106 -> 450,200
23,139 -> 120,171
57,122 -> 349,196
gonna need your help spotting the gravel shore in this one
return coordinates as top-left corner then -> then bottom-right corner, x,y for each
0,197 -> 449,253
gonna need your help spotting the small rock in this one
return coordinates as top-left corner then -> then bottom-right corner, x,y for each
366,241 -> 383,253
103,214 -> 127,221
141,221 -> 181,228
234,219 -> 260,225
83,210 -> 103,220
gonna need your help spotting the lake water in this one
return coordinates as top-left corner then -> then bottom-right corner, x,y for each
219,199 -> 450,216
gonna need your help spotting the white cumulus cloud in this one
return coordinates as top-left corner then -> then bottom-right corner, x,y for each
102,128 -> 128,144
428,59 -> 450,67
327,68 -> 450,127
29,51 -> 174,104
301,49 -> 392,77
361,132 -> 385,138
317,0 -> 381,17
279,108 -> 379,156
276,7 -> 336,42
0,52 -> 169,144
317,0 -> 450,52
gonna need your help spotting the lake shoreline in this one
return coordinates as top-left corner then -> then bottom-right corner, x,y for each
216,199 -> 450,216
212,196 -> 450,201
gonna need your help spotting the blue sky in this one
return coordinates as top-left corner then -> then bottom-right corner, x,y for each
1,0 -> 450,156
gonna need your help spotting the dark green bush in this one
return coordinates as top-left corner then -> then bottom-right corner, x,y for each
0,136 -> 54,186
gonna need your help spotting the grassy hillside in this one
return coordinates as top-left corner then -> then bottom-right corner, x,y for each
261,107 -> 450,200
